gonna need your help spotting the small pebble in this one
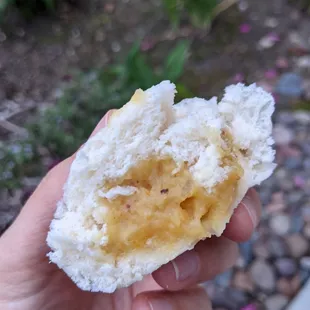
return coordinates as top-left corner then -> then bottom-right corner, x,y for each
250,259 -> 276,292
268,237 -> 289,258
253,240 -> 270,258
277,278 -> 292,297
296,56 -> 310,69
294,112 -> 310,124
273,125 -> 293,145
0,31 -> 7,42
276,73 -> 303,97
265,294 -> 288,310
264,17 -> 279,28
265,69 -> 277,79
302,205 -> 310,222
303,223 -> 310,239
284,158 -> 301,170
300,257 -> 310,270
286,234 -> 308,258
276,57 -> 289,69
290,214 -> 304,233
233,73 -> 245,83
239,241 -> 253,265
232,271 -> 254,292
275,258 -> 297,277
287,191 -> 304,205
270,214 -> 291,236
215,270 -> 233,288
291,274 -> 301,293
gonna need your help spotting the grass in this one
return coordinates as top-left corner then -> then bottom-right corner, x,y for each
162,0 -> 218,29
1,40 -> 191,190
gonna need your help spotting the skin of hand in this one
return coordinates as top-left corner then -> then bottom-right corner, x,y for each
0,110 -> 262,310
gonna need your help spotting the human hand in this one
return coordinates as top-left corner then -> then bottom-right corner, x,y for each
0,110 -> 261,310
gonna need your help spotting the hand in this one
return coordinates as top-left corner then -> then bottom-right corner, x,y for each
0,110 -> 261,310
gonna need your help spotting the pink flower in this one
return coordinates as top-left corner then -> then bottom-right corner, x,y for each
268,32 -> 280,42
264,69 -> 277,79
241,304 -> 257,310
233,73 -> 245,83
141,38 -> 155,52
294,175 -> 306,188
239,23 -> 252,34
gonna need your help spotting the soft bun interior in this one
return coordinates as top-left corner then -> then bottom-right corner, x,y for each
47,81 -> 275,293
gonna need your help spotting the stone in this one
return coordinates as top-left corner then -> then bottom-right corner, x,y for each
250,259 -> 276,292
215,270 -> 233,287
265,294 -> 288,310
273,125 -> 293,145
239,241 -> 254,265
303,223 -> 310,239
227,288 -> 249,307
291,274 -> 301,294
268,237 -> 289,258
276,112 -> 295,124
257,33 -> 280,50
294,112 -> 310,124
284,157 -> 301,170
232,271 -> 254,292
275,258 -> 297,277
293,175 -> 306,189
270,214 -> 291,236
303,159 -> 310,171
265,17 -> 279,28
296,56 -> 310,70
300,257 -> 310,270
302,143 -> 310,156
276,73 -> 303,97
302,206 -> 310,222
276,57 -> 289,69
253,240 -> 270,259
287,191 -> 304,205
277,278 -> 292,297
290,214 -> 304,233
286,234 -> 308,258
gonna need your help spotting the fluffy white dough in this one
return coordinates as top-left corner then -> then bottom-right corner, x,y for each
47,81 -> 276,293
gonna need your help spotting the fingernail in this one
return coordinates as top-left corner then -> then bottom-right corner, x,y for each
172,250 -> 200,282
241,190 -> 258,228
149,298 -> 174,310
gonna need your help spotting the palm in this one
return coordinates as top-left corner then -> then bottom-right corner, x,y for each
0,238 -> 158,310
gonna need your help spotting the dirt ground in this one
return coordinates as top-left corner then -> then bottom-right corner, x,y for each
1,1 -> 310,309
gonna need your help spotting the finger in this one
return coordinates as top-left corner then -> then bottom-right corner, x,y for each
223,188 -> 262,242
152,236 -> 238,291
1,110 -> 115,257
133,287 -> 211,310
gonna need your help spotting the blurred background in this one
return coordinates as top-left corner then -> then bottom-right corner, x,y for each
1,0 -> 310,309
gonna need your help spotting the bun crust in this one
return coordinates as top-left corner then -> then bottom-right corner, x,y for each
47,81 -> 275,293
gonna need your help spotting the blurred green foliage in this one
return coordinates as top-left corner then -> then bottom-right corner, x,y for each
0,142 -> 41,189
0,0 -> 60,21
2,41 -> 191,189
288,0 -> 310,13
162,0 -> 218,28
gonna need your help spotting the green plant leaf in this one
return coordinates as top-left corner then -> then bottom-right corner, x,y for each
43,0 -> 55,11
164,40 -> 190,82
125,41 -> 156,89
162,0 -> 183,27
0,0 -> 13,18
